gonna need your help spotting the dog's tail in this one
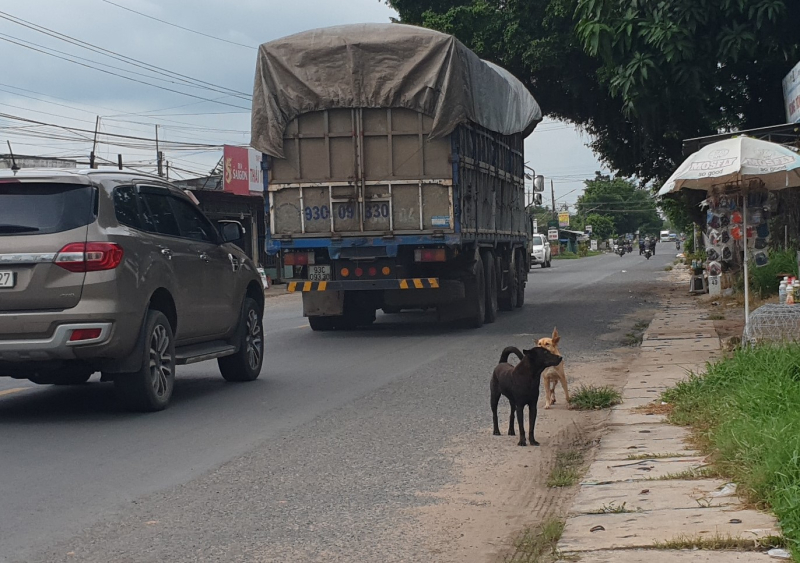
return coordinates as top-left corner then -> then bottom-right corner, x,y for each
499,346 -> 523,364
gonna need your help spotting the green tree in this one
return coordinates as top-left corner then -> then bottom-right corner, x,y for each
387,0 -> 800,184
576,173 -> 662,235
584,213 -> 615,240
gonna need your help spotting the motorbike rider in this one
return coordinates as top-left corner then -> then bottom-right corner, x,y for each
648,236 -> 657,256
639,238 -> 646,255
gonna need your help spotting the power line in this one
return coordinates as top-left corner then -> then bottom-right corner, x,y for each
99,0 -> 257,50
0,10 -> 252,101
0,35 -> 252,111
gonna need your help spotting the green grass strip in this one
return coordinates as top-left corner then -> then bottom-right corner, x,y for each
663,344 -> 800,558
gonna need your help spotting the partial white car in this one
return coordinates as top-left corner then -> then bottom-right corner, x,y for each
530,234 -> 552,268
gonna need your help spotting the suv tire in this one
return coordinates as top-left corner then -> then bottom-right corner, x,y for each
114,309 -> 176,412
218,297 -> 264,382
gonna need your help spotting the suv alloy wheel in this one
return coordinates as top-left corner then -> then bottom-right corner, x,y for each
114,309 -> 176,412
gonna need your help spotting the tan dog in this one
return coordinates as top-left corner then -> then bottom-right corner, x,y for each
537,328 -> 569,409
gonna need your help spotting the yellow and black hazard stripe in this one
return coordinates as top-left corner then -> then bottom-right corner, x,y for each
287,278 -> 440,292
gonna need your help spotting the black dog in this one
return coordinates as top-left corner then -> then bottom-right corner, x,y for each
491,346 -> 563,446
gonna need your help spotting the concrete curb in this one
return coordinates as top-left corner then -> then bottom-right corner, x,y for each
555,273 -> 781,562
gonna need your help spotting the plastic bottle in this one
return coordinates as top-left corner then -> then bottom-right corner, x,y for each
788,283 -> 796,305
794,281 -> 800,305
780,277 -> 789,304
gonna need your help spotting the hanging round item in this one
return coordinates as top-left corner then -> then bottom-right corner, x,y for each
708,261 -> 722,276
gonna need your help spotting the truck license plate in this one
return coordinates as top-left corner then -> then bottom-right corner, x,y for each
0,271 -> 15,288
308,265 -> 331,281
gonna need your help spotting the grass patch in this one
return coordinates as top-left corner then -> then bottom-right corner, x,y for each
626,452 -> 689,460
588,501 -> 638,514
504,518 -> 564,563
707,313 -> 726,320
647,466 -> 720,481
622,331 -> 643,346
547,450 -> 585,488
663,343 -> 800,557
653,533 -> 785,551
633,402 -> 673,415
569,385 -> 622,410
553,252 -> 579,260
664,265 -> 673,271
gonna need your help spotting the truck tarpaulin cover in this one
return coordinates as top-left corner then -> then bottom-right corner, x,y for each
251,23 -> 542,158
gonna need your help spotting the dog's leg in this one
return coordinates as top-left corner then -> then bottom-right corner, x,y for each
560,373 -> 570,404
528,402 -> 540,446
508,402 -> 516,436
543,379 -> 552,409
516,405 -> 527,446
491,383 -> 501,436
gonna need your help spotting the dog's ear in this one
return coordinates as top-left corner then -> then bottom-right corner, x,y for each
552,327 -> 560,345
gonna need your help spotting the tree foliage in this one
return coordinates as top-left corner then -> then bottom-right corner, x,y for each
386,0 -> 800,184
576,173 -> 662,235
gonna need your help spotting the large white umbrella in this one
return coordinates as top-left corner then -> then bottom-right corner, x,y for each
658,136 -> 800,324
658,136 -> 800,197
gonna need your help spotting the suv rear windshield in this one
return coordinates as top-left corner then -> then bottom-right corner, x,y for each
0,183 -> 96,236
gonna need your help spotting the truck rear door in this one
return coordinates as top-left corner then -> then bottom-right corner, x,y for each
269,108 -> 455,237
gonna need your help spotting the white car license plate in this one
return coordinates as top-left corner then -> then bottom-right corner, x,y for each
308,265 -> 331,281
0,271 -> 15,288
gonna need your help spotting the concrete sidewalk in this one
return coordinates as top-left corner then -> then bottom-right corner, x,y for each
556,288 -> 782,561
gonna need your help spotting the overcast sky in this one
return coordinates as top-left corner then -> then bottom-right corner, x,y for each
0,0 -> 606,209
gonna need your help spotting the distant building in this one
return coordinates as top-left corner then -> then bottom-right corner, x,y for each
0,154 -> 78,170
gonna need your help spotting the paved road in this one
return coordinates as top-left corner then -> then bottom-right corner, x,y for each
0,250 -> 675,562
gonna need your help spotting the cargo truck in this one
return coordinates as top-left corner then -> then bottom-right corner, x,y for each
251,24 -> 543,330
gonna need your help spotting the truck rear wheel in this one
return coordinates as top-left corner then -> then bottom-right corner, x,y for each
481,250 -> 498,324
308,316 -> 338,331
515,250 -> 526,307
462,251 -> 485,328
498,253 -> 518,311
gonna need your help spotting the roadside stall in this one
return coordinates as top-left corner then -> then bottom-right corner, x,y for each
658,136 -> 800,330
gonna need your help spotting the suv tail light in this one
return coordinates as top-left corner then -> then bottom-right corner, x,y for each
55,243 -> 124,272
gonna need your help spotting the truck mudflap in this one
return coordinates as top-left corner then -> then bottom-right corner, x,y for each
287,278 -> 440,292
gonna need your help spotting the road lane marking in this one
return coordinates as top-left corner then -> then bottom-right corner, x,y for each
0,388 -> 28,398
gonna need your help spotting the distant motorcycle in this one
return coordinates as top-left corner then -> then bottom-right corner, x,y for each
644,248 -> 652,260
616,246 -> 626,256
675,240 -> 681,250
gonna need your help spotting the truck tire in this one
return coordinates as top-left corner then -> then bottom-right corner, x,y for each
308,316 -> 338,331
114,309 -> 175,412
462,251 -> 486,328
218,297 -> 264,382
515,250 -> 526,307
481,250 -> 498,323
498,253 -> 517,311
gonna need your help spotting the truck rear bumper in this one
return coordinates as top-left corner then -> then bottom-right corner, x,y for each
287,278 -> 440,292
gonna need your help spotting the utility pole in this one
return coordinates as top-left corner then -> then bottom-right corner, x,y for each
90,116 -> 100,169
6,141 -> 19,171
551,178 -> 556,220
155,125 -> 164,177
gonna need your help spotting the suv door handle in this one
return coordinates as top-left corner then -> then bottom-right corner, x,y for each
160,248 -> 173,260
199,252 -> 210,262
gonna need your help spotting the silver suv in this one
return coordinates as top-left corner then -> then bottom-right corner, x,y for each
0,169 -> 265,411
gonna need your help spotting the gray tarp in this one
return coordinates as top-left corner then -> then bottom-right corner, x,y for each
251,23 -> 542,158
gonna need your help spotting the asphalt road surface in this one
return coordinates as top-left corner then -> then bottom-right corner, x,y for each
0,249 -> 675,563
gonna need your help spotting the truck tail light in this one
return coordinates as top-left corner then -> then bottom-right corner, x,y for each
284,252 -> 315,266
414,248 -> 446,262
55,243 -> 124,272
355,267 -> 364,277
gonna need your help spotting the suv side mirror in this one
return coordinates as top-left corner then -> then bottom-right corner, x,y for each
218,220 -> 245,242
